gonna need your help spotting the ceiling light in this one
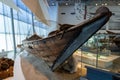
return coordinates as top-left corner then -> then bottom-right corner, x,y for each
95,3 -> 98,6
104,3 -> 107,6
65,3 -> 68,5
52,2 -> 55,6
118,3 -> 120,5
102,4 -> 104,6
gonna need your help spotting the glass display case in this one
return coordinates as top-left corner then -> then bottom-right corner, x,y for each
77,33 -> 120,73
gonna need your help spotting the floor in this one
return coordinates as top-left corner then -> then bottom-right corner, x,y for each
0,49 -> 120,80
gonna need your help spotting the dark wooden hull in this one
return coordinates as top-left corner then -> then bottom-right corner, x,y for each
22,27 -> 80,66
22,6 -> 112,70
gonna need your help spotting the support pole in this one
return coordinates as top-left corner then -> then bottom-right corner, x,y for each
96,35 -> 99,68
32,13 -> 35,33
10,8 -> 17,60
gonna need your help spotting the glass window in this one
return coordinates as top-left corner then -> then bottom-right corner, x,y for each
21,35 -> 27,41
5,17 -> 12,34
14,19 -> 19,34
0,2 -> 3,14
0,15 -> 5,33
13,9 -> 18,20
39,28 -> 47,37
27,12 -> 32,24
0,34 -> 6,51
35,26 -> 40,34
19,21 -> 27,34
6,34 -> 13,51
15,34 -> 21,45
27,24 -> 33,36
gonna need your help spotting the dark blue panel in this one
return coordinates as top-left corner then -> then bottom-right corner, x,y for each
86,66 -> 114,80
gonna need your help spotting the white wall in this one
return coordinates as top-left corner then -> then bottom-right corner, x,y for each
47,5 -> 120,35
58,5 -> 85,25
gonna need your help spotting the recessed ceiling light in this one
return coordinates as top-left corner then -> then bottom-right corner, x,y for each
95,3 -> 98,6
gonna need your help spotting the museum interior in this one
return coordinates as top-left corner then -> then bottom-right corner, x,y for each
0,0 -> 120,80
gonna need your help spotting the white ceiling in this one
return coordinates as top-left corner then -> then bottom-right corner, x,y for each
47,0 -> 120,6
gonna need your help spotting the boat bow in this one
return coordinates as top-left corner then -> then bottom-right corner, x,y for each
22,6 -> 112,71
52,6 -> 112,71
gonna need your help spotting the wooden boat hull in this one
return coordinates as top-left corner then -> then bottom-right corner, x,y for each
23,28 -> 80,65
52,16 -> 111,71
22,6 -> 112,70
